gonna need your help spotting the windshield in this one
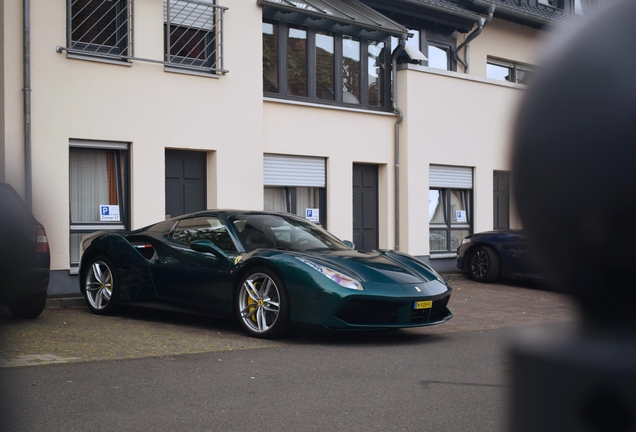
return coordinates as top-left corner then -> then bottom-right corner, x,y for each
229,213 -> 349,252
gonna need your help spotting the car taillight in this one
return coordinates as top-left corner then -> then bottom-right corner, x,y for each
35,226 -> 49,253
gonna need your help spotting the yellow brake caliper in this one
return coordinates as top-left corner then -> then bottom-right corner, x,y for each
247,281 -> 259,322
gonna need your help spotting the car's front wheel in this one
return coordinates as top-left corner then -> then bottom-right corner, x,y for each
84,256 -> 119,315
469,246 -> 500,283
236,267 -> 290,339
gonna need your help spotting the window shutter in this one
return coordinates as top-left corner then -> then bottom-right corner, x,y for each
429,165 -> 473,189
164,1 -> 215,30
264,155 -> 326,187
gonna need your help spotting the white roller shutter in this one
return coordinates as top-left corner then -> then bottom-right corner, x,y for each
164,0 -> 215,29
429,165 -> 473,189
264,154 -> 326,187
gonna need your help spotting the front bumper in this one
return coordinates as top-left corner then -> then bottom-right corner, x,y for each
324,293 -> 452,329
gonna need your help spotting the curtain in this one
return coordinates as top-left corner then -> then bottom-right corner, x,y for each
70,148 -> 116,223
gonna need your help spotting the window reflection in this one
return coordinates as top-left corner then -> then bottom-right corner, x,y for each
342,35 -> 360,104
287,26 -> 307,97
316,31 -> 334,101
427,45 -> 448,70
263,22 -> 278,92
429,229 -> 447,252
487,63 -> 510,81
450,190 -> 468,223
429,190 -> 445,223
264,186 -> 325,226
368,41 -> 384,107
429,188 -> 472,253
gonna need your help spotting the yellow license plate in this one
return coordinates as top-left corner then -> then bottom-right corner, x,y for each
414,300 -> 432,310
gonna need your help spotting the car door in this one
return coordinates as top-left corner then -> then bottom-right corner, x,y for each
149,215 -> 237,310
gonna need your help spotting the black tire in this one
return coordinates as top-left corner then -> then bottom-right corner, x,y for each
468,246 -> 500,283
236,266 -> 290,339
7,292 -> 47,319
83,255 -> 119,315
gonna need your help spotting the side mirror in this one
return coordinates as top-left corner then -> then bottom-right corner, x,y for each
190,240 -> 229,261
343,240 -> 355,249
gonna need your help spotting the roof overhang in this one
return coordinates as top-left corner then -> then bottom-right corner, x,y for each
257,0 -> 410,37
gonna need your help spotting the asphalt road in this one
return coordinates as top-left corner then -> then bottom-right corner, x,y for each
0,275 -> 579,431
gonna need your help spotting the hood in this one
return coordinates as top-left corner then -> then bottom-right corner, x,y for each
296,249 -> 440,285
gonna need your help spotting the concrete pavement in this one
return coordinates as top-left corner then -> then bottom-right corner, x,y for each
0,274 -> 579,367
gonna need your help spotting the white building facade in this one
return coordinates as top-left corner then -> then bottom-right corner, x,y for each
0,0 -> 599,295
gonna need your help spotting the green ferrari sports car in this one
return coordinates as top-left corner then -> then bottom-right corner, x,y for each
79,211 -> 452,338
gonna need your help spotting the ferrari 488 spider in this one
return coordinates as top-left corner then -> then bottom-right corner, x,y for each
79,211 -> 452,338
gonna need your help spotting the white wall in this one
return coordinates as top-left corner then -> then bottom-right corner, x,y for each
263,100 -> 396,246
460,17 -> 548,78
4,0 -> 265,271
399,66 -> 527,256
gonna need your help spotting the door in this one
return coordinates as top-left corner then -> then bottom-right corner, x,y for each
352,164 -> 378,250
165,150 -> 206,218
493,171 -> 510,230
150,216 -> 236,309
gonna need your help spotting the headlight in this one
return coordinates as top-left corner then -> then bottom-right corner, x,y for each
462,238 -> 472,245
296,257 -> 364,290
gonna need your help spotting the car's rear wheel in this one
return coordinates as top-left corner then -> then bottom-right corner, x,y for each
84,256 -> 119,315
7,292 -> 47,319
469,246 -> 500,283
236,267 -> 290,339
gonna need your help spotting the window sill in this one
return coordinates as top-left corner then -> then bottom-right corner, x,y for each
430,253 -> 457,259
65,52 -> 132,67
164,66 -> 220,79
263,97 -> 395,116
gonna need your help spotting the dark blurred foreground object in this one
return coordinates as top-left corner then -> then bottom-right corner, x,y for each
0,183 -> 50,318
510,1 -> 636,431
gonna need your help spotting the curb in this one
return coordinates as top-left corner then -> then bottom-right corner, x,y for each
45,297 -> 85,309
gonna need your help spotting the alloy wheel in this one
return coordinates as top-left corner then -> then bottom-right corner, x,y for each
85,260 -> 113,310
471,250 -> 489,278
238,272 -> 281,334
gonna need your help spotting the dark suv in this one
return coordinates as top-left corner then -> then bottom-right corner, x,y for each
0,183 -> 50,318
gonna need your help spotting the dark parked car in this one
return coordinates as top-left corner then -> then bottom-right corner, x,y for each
0,183 -> 50,318
79,210 -> 452,339
456,229 -> 547,283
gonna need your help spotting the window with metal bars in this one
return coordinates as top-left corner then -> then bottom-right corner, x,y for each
69,0 -> 131,57
63,0 -> 227,74
164,0 -> 219,71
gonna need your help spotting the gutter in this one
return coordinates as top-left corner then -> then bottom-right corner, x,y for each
398,0 -> 482,23
23,0 -> 32,209
391,35 -> 407,251
454,4 -> 495,73
469,0 -> 560,27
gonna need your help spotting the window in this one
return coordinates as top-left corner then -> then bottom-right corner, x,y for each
64,0 -> 227,74
574,0 -> 589,15
487,59 -> 535,85
429,165 -> 473,254
164,0 -> 219,71
262,19 -> 391,110
69,142 -> 129,267
262,22 -> 279,92
427,45 -> 450,71
429,189 -> 472,253
391,28 -> 455,71
69,0 -> 131,57
170,217 -> 237,252
263,155 -> 327,227
264,187 -> 326,226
